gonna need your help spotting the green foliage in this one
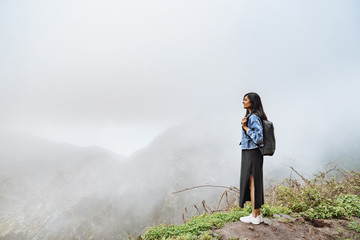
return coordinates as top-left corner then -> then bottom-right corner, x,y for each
348,220 -> 360,233
260,204 -> 291,217
140,208 -> 249,240
165,231 -> 221,240
273,169 -> 360,220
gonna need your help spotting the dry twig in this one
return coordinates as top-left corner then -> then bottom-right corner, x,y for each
216,190 -> 226,211
290,166 -> 313,188
216,190 -> 231,211
225,190 -> 230,209
185,207 -> 189,220
172,185 -> 236,194
193,204 -> 201,215
202,200 -> 210,213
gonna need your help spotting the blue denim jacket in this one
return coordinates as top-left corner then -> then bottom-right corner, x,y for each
240,113 -> 264,150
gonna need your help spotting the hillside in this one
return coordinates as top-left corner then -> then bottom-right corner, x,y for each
0,121 -> 359,239
0,123 -> 249,239
214,215 -> 360,240
139,167 -> 360,240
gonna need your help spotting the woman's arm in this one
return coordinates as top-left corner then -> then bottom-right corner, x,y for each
245,115 -> 263,145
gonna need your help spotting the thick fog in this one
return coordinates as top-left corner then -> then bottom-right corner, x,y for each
2,0 -> 359,156
1,0 -> 360,239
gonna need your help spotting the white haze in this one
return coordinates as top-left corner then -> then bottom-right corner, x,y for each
1,0 -> 359,156
0,0 -> 360,239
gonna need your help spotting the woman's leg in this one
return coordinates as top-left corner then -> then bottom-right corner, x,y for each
249,174 -> 261,217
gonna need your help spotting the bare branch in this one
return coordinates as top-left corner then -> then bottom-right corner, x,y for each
216,190 -> 227,210
185,207 -> 189,220
225,190 -> 230,209
193,204 -> 201,215
202,200 -> 210,213
290,166 -> 313,188
172,185 -> 235,194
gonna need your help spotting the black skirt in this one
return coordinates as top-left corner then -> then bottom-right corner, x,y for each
239,148 -> 264,209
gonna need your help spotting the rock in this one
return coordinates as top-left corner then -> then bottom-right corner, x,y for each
309,226 -> 317,235
279,214 -> 296,223
311,219 -> 330,228
278,218 -> 287,223
263,218 -> 275,226
297,217 -> 305,223
312,219 -> 325,228
279,214 -> 292,218
248,226 -> 254,230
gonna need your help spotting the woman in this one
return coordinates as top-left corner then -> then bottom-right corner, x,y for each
239,92 -> 267,224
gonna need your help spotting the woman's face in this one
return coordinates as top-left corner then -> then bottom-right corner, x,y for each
243,95 -> 251,110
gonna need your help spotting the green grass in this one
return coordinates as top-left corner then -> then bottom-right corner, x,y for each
140,207 -> 248,240
140,204 -> 291,240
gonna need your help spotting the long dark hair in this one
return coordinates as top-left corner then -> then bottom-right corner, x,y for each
244,92 -> 268,120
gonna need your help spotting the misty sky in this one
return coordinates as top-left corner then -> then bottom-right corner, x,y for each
1,0 -> 360,155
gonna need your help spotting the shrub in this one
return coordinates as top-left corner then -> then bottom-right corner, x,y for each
271,168 -> 360,220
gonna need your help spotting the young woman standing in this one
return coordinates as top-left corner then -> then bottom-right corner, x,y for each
239,92 -> 267,224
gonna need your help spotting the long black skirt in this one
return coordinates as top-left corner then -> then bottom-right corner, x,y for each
239,148 -> 264,209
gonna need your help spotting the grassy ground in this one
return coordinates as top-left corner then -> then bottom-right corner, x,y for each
139,167 -> 360,240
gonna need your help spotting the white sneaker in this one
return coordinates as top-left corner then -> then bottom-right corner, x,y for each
240,214 -> 263,225
239,213 -> 253,222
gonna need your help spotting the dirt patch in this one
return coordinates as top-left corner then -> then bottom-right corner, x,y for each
213,215 -> 360,240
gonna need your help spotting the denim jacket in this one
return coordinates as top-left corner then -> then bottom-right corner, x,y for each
240,113 -> 264,150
